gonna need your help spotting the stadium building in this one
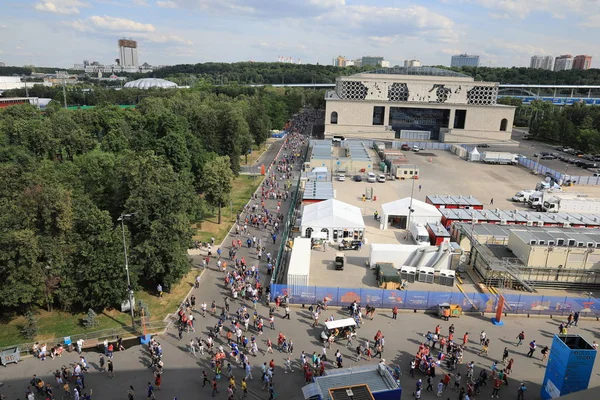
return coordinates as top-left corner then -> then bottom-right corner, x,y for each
324,67 -> 515,143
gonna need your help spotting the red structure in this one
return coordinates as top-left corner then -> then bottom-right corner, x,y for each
426,222 -> 451,245
0,97 -> 35,109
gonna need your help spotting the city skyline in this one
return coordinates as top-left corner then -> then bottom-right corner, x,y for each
0,1 -> 598,68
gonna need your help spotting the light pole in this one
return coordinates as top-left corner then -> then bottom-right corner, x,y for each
405,174 -> 416,239
118,213 -> 136,330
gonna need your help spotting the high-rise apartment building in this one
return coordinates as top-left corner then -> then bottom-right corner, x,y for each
118,39 -> 138,68
404,59 -> 422,67
554,54 -> 573,71
451,54 -> 480,68
530,55 -> 554,70
573,55 -> 592,70
333,56 -> 347,67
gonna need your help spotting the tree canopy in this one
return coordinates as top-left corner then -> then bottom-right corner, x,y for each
0,86 -> 306,314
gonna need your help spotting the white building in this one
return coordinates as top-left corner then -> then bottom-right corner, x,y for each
530,55 -> 554,70
404,60 -> 422,68
554,55 -> 573,71
300,199 -> 365,242
380,198 -> 442,230
118,39 -> 139,68
325,67 -> 516,143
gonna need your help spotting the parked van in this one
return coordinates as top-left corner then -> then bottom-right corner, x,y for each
367,172 -> 377,183
409,222 -> 430,246
512,190 -> 535,203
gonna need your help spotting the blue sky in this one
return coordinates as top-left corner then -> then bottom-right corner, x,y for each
0,0 -> 597,68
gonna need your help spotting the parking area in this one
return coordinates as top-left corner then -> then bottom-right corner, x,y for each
482,129 -> 596,176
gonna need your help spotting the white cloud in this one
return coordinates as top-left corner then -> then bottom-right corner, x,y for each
132,0 -> 149,5
34,0 -> 88,15
463,0 -> 594,19
493,40 -> 548,55
156,0 -> 177,8
88,16 -> 156,32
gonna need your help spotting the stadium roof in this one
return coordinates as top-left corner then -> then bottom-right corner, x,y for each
366,66 -> 470,78
124,78 -> 177,89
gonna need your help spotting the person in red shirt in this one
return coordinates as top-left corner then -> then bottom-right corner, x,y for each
435,325 -> 441,335
269,359 -> 275,370
305,369 -> 313,383
492,378 -> 501,398
463,332 -> 469,347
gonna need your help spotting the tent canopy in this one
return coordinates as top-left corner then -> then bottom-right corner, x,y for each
381,198 -> 441,218
302,199 -> 365,229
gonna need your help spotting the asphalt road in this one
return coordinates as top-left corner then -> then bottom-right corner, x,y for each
240,139 -> 285,175
482,129 -> 594,177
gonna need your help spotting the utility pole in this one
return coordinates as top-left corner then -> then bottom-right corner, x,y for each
118,213 -> 136,331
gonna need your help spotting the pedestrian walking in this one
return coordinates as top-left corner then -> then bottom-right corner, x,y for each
573,311 -> 580,326
437,380 -> 444,397
107,359 -> 114,378
516,331 -> 525,346
490,198 -> 494,205
190,339 -> 196,356
502,347 -> 509,364
541,346 -> 549,361
410,359 -> 416,377
426,376 -> 433,392
517,383 -> 527,400
527,340 -> 536,358
147,382 -> 156,400
202,371 -> 210,387
392,306 -> 398,320
212,378 -> 219,397
241,378 -> 248,398
284,305 -> 290,319
127,386 -> 135,400
462,332 -> 469,347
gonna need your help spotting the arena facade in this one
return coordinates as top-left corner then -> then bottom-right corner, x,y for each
324,67 -> 516,143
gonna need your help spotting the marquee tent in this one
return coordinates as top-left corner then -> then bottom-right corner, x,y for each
380,197 -> 442,230
301,199 -> 365,242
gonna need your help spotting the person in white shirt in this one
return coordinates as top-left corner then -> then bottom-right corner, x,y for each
76,339 -> 85,354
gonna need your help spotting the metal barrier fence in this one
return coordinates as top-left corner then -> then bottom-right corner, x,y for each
271,284 -> 600,317
0,321 -> 169,357
272,142 -> 310,284
516,157 -> 600,186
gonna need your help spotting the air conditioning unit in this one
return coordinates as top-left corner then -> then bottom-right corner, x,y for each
563,223 -> 571,227
537,221 -> 545,227
526,221 -> 534,227
472,218 -> 479,224
500,219 -> 508,225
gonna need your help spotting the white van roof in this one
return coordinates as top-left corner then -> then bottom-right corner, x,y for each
324,318 -> 357,330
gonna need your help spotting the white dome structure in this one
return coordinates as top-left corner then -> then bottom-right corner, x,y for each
124,78 -> 177,89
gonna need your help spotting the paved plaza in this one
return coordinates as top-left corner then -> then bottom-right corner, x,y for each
1,135 -> 599,400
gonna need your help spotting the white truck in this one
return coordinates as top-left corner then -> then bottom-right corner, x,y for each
529,191 -> 587,210
481,151 -> 518,165
542,197 -> 600,213
409,222 -> 431,246
512,190 -> 535,203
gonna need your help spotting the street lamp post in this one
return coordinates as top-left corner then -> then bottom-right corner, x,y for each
405,175 -> 416,239
118,213 -> 136,331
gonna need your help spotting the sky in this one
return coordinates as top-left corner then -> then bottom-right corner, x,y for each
0,0 -> 598,68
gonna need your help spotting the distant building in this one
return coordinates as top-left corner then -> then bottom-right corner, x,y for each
451,53 -> 480,68
554,54 -> 574,71
352,59 -> 362,68
345,60 -> 355,67
118,39 -> 138,68
404,59 -> 422,68
361,56 -> 385,67
573,55 -> 592,70
530,55 -> 554,70
381,60 -> 390,67
333,56 -> 347,67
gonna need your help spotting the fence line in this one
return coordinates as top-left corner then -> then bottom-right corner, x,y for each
271,284 -> 600,317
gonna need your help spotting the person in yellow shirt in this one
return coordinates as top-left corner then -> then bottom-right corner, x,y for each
229,375 -> 236,392
241,377 -> 248,398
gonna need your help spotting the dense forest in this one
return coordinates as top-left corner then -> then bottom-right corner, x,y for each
0,87 -> 307,314
4,62 -> 600,85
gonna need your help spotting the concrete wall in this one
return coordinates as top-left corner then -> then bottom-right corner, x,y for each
325,99 -> 515,143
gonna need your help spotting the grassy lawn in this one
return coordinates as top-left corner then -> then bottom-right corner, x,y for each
192,174 -> 262,244
0,270 -> 198,348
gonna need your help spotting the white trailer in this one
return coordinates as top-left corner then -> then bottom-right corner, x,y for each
368,243 -> 423,269
542,197 -> 600,213
287,237 -> 312,288
529,191 -> 587,209
409,222 -> 431,246
481,151 -> 518,165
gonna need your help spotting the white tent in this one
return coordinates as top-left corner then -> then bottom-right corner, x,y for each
380,198 -> 441,230
301,199 -> 365,242
468,147 -> 480,162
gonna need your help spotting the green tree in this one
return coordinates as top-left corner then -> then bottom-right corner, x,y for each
82,308 -> 98,328
202,155 -> 234,224
21,311 -> 38,340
